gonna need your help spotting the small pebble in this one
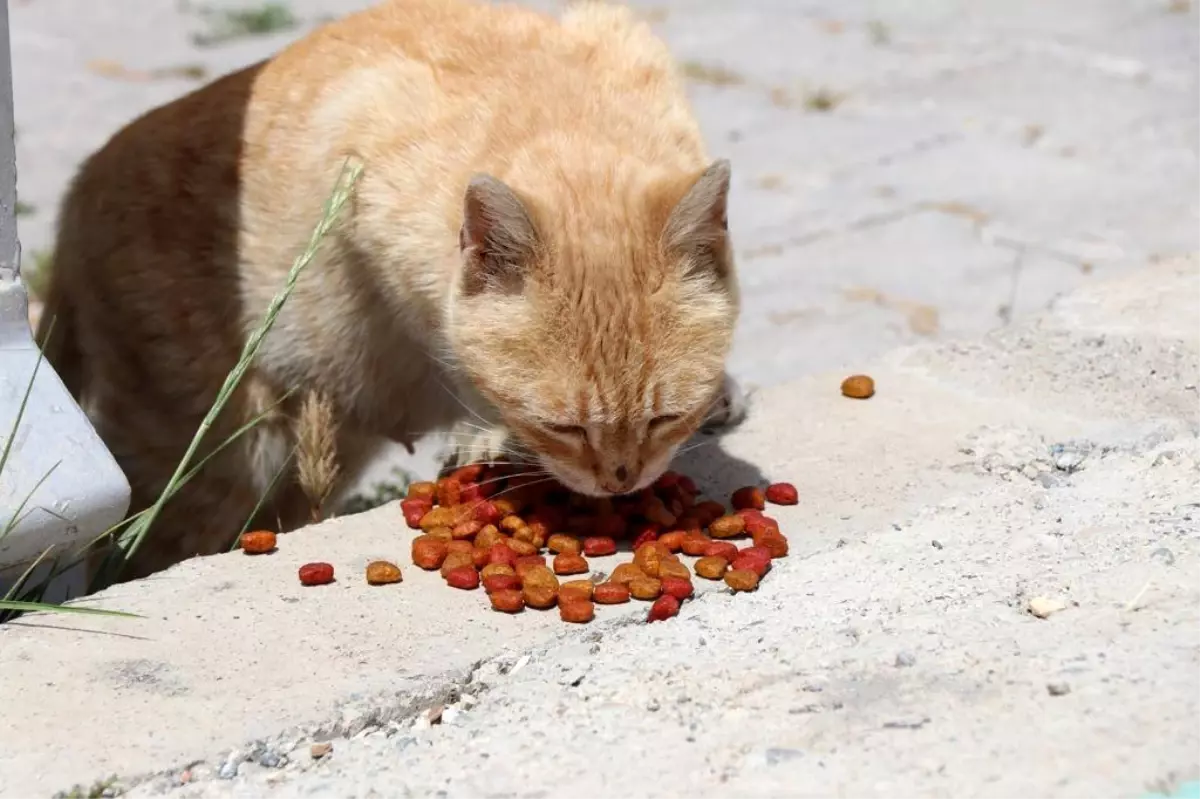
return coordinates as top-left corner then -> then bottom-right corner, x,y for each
217,759 -> 238,780
1028,596 -> 1068,619
1046,681 -> 1071,696
894,651 -> 917,668
310,742 -> 333,759
931,539 -> 944,550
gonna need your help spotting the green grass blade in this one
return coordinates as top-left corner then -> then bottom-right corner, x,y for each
0,600 -> 140,618
1,461 -> 60,543
2,544 -> 56,602
102,160 -> 362,583
0,317 -> 53,478
230,446 -> 294,552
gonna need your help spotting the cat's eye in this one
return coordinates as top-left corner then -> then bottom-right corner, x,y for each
545,423 -> 587,440
648,414 -> 682,432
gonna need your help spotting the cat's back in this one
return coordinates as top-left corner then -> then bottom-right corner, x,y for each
249,0 -> 703,170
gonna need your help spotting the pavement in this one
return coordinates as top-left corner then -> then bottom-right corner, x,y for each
1,0 -> 1197,797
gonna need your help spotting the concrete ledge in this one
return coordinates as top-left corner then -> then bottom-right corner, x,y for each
0,257 -> 1196,797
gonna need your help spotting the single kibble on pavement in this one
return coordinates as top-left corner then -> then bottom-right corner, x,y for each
841,374 -> 875,399
365,560 -> 402,585
389,462 -> 795,624
765,482 -> 798,505
239,530 -> 277,554
298,562 -> 335,586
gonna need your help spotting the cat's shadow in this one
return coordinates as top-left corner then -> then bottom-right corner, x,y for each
672,424 -> 766,500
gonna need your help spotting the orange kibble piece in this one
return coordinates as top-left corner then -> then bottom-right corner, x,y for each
634,542 -> 667,578
659,558 -> 692,581
629,576 -> 662,601
411,535 -> 450,570
436,478 -> 462,507
489,588 -> 525,613
407,481 -> 437,501
425,525 -> 454,542
506,538 -> 538,557
560,579 -> 595,602
499,515 -> 527,534
440,551 -> 475,579
547,533 -> 582,555
474,524 -> 504,551
841,374 -> 875,399
709,514 -> 747,539
553,552 -> 590,576
609,562 -> 645,586
593,582 -> 631,604
419,506 -> 457,531
446,540 -> 473,556
365,560 -> 402,585
681,532 -> 713,556
724,568 -> 760,592
694,556 -> 729,580
756,532 -> 790,559
451,519 -> 483,540
523,583 -> 558,609
558,598 -> 595,624
657,531 -> 686,553
481,563 -> 516,580
239,530 -> 277,554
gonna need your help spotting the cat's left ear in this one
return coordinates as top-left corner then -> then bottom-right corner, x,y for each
459,174 -> 540,296
662,159 -> 731,262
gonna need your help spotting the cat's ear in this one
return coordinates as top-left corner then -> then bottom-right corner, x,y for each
662,159 -> 731,264
459,174 -> 539,296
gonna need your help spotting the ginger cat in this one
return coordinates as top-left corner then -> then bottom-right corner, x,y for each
36,0 -> 744,581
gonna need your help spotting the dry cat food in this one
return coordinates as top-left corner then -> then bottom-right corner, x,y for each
401,463 -> 794,624
239,530 -> 277,554
365,560 -> 403,585
298,562 -> 335,586
840,374 -> 875,399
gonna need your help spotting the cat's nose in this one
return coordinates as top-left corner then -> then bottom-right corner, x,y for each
601,465 -> 637,494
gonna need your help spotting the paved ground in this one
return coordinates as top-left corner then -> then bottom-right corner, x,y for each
1,0 -> 1197,797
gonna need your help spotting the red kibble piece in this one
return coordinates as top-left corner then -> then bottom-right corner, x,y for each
452,464 -> 485,484
582,536 -> 617,557
660,576 -> 694,601
445,566 -> 480,590
765,482 -> 798,505
401,498 -> 432,529
678,475 -> 698,495
451,519 -> 483,540
489,588 -> 525,613
593,582 -> 631,604
472,500 -> 503,525
756,532 -> 790,559
702,541 -> 739,561
553,553 -> 590,576
657,531 -> 685,553
460,482 -> 483,504
298,562 -> 335,586
654,471 -> 682,490
412,535 -> 450,570
483,574 -> 522,593
732,547 -> 771,577
631,527 -> 659,551
647,594 -> 680,623
731,486 -> 766,511
744,514 -> 780,537
487,542 -> 518,568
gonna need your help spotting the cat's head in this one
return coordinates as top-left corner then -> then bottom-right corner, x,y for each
445,160 -> 738,497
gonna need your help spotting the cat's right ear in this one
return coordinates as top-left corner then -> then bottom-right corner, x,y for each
459,174 -> 539,296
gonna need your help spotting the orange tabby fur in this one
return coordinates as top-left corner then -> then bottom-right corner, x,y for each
36,0 -> 742,581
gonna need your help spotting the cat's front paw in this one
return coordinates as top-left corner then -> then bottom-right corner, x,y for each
701,372 -> 751,433
439,420 -> 514,471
